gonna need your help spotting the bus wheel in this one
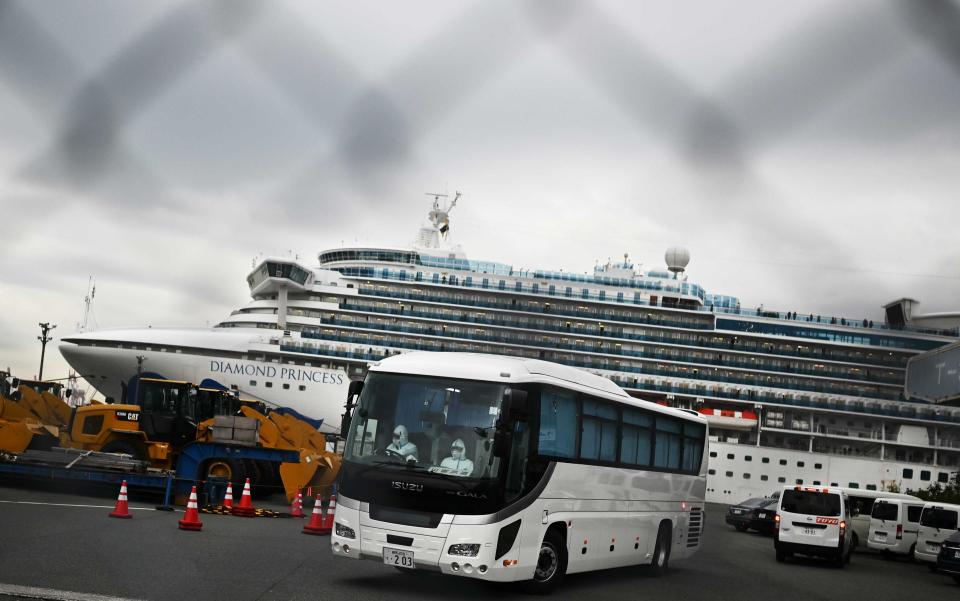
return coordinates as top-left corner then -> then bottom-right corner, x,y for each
522,529 -> 567,594
649,522 -> 672,576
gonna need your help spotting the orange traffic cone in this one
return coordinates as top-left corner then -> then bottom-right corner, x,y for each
302,494 -> 327,535
222,482 -> 234,510
291,490 -> 305,518
178,486 -> 203,531
318,495 -> 336,535
109,480 -> 133,519
232,477 -> 256,517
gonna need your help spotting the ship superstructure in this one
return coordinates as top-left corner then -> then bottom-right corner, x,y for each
61,193 -> 960,501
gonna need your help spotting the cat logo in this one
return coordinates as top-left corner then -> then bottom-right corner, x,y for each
114,411 -> 140,422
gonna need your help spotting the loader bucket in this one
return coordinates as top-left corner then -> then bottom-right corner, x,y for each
278,449 -> 342,503
0,420 -> 39,453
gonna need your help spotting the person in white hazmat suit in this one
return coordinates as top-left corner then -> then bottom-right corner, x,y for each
386,424 -> 419,461
440,438 -> 474,476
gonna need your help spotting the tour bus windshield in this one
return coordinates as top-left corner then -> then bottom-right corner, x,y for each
343,372 -> 507,479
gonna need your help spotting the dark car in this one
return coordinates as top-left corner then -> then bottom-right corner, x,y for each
936,530 -> 960,585
726,497 -> 779,534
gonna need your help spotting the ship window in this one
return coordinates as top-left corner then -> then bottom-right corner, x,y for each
903,468 -> 913,479
743,473 -> 751,479
939,472 -> 950,483
848,482 -> 859,489
282,384 -> 290,390
744,455 -> 752,462
760,475 -> 769,481
249,380 -> 257,386
725,471 -> 733,477
831,482 -> 838,487
708,469 -> 716,475
727,453 -> 734,460
814,463 -> 822,469
265,382 -> 273,388
920,471 -> 931,481
797,461 -> 804,468
813,480 -> 821,485
866,484 -> 877,491
777,477 -> 786,483
709,451 -> 717,458
795,479 -> 803,485
299,385 -> 306,392
762,457 -> 769,464
779,459 -> 787,466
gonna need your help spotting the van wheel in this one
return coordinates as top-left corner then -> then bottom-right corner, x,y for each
648,522 -> 672,576
909,544 -> 916,562
521,530 -> 567,594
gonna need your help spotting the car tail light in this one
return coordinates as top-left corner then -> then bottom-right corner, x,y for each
839,520 -> 846,534
774,513 -> 781,530
896,524 -> 903,540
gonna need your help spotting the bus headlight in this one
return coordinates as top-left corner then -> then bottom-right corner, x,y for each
335,523 -> 356,539
448,544 -> 480,557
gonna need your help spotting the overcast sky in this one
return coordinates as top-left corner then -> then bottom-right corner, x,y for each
2,0 -> 959,386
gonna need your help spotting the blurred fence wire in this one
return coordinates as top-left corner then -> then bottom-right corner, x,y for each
1,0 -> 959,207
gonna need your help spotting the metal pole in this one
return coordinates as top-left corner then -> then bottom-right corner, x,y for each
37,322 -> 57,381
133,355 -> 145,405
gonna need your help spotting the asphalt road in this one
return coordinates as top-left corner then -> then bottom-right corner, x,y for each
0,481 -> 957,601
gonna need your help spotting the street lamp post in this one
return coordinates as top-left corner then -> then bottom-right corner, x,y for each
37,322 -> 57,381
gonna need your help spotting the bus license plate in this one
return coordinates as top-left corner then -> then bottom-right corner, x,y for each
383,548 -> 415,569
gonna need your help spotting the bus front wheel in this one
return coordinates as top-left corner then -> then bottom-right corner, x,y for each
648,522 -> 672,576
521,529 -> 567,594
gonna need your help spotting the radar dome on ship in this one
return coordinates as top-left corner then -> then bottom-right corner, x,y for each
665,246 -> 690,275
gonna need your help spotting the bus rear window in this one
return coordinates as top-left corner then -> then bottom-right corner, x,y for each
920,507 -> 959,530
871,501 -> 898,521
781,490 -> 841,517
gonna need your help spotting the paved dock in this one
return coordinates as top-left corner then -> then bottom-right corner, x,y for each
0,481 -> 955,601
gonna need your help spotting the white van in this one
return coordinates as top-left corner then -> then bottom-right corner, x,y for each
915,502 -> 960,565
866,497 -> 926,556
775,486 -> 853,567
839,488 -> 921,552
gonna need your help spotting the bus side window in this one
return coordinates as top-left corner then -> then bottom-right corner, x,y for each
538,388 -> 577,458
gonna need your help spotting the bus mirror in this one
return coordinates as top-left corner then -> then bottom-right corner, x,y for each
493,430 -> 510,458
502,388 -> 529,422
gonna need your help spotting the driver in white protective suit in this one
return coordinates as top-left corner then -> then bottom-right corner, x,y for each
440,438 -> 474,476
386,425 -> 419,462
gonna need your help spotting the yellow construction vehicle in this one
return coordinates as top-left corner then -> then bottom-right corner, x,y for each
1,374 -> 340,501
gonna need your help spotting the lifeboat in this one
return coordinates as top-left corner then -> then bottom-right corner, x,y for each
697,408 -> 758,430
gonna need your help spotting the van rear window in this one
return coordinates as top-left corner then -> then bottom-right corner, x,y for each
920,507 -> 959,530
781,490 -> 841,517
871,501 -> 898,521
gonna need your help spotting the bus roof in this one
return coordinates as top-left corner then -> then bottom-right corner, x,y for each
369,352 -> 706,424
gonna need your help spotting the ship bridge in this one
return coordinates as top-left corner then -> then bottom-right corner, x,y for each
247,258 -> 314,329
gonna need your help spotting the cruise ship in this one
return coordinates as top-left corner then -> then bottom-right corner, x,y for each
60,194 -> 960,503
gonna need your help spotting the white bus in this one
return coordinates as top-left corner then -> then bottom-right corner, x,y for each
331,352 -> 708,593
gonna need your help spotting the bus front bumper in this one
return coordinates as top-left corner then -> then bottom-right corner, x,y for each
330,497 -> 527,582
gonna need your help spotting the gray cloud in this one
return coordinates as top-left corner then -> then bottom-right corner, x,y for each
1,0 -> 959,381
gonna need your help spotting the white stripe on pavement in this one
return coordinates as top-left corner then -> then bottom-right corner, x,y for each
0,500 -> 158,510
0,583 -> 145,601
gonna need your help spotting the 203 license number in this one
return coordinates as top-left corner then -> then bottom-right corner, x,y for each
383,548 -> 414,569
